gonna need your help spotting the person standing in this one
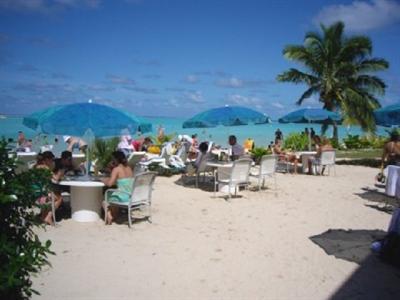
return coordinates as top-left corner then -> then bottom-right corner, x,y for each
275,128 -> 283,143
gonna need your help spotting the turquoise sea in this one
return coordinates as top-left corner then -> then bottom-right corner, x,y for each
0,116 -> 388,153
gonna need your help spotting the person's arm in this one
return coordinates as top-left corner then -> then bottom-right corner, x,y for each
53,169 -> 65,182
102,167 -> 119,187
381,143 -> 389,170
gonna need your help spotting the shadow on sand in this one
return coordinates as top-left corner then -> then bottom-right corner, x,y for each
310,229 -> 400,299
354,187 -> 399,214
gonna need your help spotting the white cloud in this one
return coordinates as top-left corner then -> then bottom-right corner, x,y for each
0,0 -> 100,14
216,77 -> 244,88
183,90 -> 204,103
226,94 -> 263,106
106,74 -> 135,85
185,74 -> 199,84
314,0 -> 400,32
271,102 -> 284,109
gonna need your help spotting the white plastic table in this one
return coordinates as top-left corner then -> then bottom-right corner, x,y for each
58,180 -> 105,222
385,165 -> 400,197
295,151 -> 317,173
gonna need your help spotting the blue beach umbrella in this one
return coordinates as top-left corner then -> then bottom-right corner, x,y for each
278,108 -> 341,124
182,105 -> 269,128
23,102 -> 152,174
23,102 -> 152,136
278,108 -> 342,150
374,104 -> 400,127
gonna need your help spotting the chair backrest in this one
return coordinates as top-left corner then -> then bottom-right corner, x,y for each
130,171 -> 157,206
260,155 -> 276,175
176,142 -> 189,163
128,152 -> 146,168
197,152 -> 211,173
207,141 -> 214,153
320,150 -> 336,165
230,158 -> 252,183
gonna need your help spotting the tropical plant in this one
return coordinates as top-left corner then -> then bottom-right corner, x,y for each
283,132 -> 308,151
342,134 -> 387,149
90,137 -> 120,173
250,147 -> 271,164
277,21 -> 389,141
153,132 -> 176,146
0,139 -> 54,299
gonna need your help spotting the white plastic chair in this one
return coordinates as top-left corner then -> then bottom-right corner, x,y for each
312,150 -> 336,176
250,155 -> 277,190
127,151 -> 146,170
195,153 -> 213,187
104,172 -> 157,228
214,158 -> 252,198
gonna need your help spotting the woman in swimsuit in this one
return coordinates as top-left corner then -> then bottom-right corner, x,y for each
382,131 -> 400,167
102,151 -> 134,225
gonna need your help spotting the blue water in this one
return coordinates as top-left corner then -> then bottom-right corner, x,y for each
0,116 -> 388,153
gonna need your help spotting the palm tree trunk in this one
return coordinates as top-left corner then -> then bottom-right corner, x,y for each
333,122 -> 338,143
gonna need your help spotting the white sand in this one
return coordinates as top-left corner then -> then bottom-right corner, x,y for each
32,165 -> 400,299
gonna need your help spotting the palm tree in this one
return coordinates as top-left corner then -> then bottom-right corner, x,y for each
277,21 -> 389,141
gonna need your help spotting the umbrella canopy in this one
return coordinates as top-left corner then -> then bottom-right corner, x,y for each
23,102 -> 152,136
278,108 -> 341,124
182,105 -> 269,128
374,104 -> 400,127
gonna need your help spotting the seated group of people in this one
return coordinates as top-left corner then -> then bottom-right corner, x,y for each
34,149 -> 135,225
271,134 -> 334,175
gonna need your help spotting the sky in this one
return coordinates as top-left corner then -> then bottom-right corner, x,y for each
0,0 -> 399,119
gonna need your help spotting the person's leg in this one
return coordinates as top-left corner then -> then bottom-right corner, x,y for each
106,206 -> 119,225
43,192 -> 63,225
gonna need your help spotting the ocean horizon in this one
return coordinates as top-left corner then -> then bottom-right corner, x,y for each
0,115 -> 388,153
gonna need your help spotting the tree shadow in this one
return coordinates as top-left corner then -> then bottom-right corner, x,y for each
310,229 -> 400,299
354,187 -> 398,214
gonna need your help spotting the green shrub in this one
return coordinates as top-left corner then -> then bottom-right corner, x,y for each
250,147 -> 271,164
0,139 -> 54,299
91,137 -> 120,172
283,132 -> 308,151
343,134 -> 387,150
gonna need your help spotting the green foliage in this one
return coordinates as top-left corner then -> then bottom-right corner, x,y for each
153,132 -> 176,146
250,147 -> 271,164
0,139 -> 54,299
277,21 -> 389,138
147,163 -> 182,177
283,132 -> 308,151
336,158 -> 381,168
91,137 -> 120,172
342,134 -> 387,149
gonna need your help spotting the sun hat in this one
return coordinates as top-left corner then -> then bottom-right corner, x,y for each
63,136 -> 71,143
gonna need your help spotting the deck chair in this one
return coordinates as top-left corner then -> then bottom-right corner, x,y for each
104,172 -> 157,228
127,151 -> 146,170
250,155 -> 277,190
312,150 -> 336,176
214,158 -> 252,198
140,144 -> 171,170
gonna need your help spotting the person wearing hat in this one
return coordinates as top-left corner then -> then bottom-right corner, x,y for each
63,136 -> 88,153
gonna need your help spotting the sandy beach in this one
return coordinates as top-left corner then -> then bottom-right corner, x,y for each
32,165 -> 400,300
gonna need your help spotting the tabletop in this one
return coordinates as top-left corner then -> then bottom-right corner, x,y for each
59,180 -> 104,187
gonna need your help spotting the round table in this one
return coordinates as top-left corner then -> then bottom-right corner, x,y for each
58,180 -> 105,222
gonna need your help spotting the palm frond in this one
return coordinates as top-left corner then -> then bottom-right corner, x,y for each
276,68 -> 318,85
356,58 -> 389,73
296,86 -> 319,105
355,75 -> 386,95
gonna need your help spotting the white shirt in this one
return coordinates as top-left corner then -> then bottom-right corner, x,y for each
231,143 -> 244,156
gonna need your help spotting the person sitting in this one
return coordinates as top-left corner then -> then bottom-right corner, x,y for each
273,140 -> 298,174
118,135 -> 134,156
381,130 -> 400,168
228,135 -> 244,161
243,138 -> 255,153
308,136 -> 334,175
34,151 -> 61,225
63,136 -> 88,153
102,151 -> 134,225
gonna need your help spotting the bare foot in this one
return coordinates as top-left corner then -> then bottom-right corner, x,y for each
43,213 -> 54,226
106,212 -> 113,225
